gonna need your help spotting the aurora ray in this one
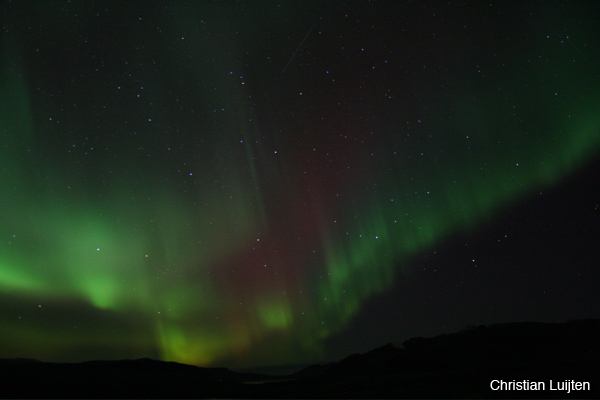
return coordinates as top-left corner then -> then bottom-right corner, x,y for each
0,0 -> 599,367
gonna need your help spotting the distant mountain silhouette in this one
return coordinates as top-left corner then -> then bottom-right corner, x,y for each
1,319 -> 599,398
279,319 -> 600,398
0,356 -> 267,398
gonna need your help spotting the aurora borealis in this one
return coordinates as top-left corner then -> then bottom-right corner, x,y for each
1,0 -> 599,368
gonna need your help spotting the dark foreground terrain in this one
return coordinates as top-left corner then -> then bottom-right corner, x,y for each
1,319 -> 599,398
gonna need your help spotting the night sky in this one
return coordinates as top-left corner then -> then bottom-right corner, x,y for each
1,0 -> 599,368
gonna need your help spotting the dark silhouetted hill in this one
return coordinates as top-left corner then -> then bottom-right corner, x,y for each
278,319 -> 600,398
1,319 -> 599,398
0,357 -> 266,398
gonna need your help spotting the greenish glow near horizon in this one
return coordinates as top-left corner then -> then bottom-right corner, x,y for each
0,1 -> 599,368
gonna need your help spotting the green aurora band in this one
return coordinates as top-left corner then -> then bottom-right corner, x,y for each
0,1 -> 599,367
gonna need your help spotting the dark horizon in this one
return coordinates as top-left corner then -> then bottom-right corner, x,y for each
1,0 -> 599,374
2,318 -> 600,398
4,317 -> 599,372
